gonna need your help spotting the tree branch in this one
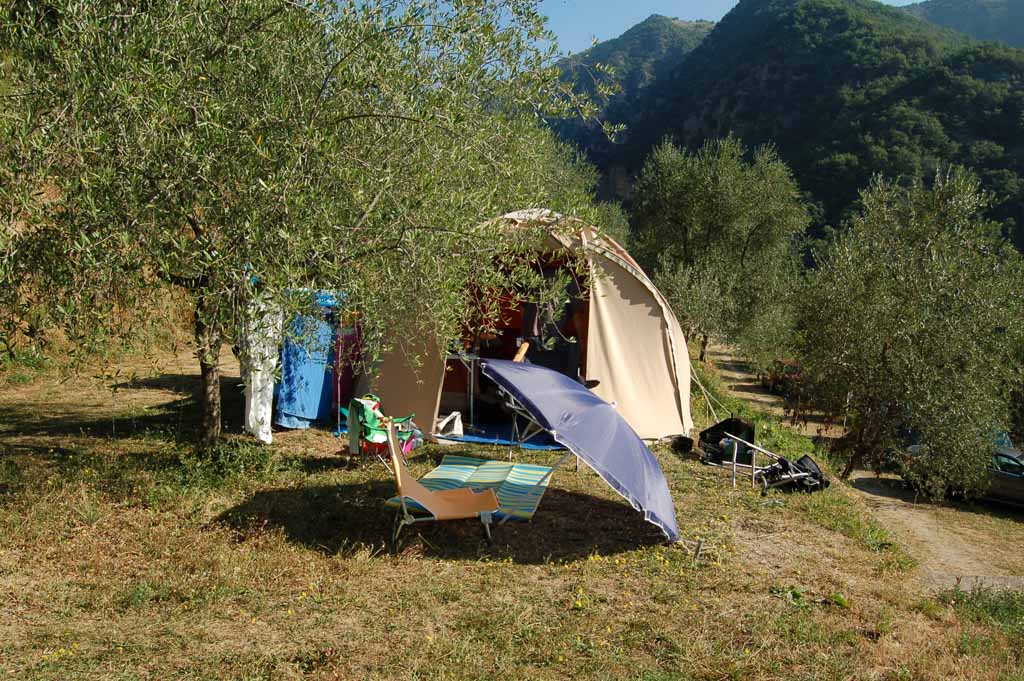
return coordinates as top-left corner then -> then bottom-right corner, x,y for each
314,22 -> 453,104
330,112 -> 427,127
352,187 -> 386,232
207,5 -> 288,61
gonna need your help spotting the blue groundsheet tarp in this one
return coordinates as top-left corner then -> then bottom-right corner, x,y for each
436,422 -> 563,451
480,359 -> 681,542
274,291 -> 343,430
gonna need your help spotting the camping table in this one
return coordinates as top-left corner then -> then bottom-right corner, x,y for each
446,351 -> 480,432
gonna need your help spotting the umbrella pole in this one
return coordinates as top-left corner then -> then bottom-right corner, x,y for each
532,450 -> 574,490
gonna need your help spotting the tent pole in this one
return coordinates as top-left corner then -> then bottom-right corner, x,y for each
749,446 -> 757,489
731,439 -> 738,489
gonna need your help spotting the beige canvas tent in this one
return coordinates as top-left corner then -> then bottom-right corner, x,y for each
371,210 -> 693,440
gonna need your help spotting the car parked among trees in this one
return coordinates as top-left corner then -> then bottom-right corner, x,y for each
987,433 -> 1024,507
903,431 -> 1024,507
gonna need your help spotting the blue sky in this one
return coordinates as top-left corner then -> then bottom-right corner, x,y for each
540,0 -> 919,55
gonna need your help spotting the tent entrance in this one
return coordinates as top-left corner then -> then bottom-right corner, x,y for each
439,282 -> 589,443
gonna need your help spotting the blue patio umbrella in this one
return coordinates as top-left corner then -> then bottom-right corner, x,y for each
480,359 -> 680,542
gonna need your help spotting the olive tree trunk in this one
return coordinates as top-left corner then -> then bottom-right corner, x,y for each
194,292 -> 223,450
841,450 -> 862,480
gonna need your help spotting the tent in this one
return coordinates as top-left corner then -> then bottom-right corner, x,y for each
271,291 -> 360,430
372,210 -> 693,440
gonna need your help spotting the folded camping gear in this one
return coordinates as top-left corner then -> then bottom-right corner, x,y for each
700,417 -> 757,458
757,455 -> 830,494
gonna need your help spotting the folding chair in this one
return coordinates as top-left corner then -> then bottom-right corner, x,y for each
341,394 -> 416,466
703,431 -> 829,494
383,419 -> 500,545
383,420 -> 566,546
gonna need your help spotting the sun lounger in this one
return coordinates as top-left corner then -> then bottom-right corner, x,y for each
383,420 -> 557,544
384,419 -> 499,542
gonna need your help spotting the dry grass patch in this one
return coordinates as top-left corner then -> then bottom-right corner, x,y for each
1,352 -> 1023,680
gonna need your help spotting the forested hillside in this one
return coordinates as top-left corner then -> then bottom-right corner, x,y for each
559,0 -> 1024,248
554,15 -> 713,195
905,0 -> 1024,48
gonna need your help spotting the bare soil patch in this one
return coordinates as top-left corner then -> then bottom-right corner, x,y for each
850,472 -> 1024,589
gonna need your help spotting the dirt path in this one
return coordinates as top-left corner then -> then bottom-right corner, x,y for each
704,346 -> 842,439
703,347 -> 787,415
707,347 -> 1024,590
850,472 -> 1024,589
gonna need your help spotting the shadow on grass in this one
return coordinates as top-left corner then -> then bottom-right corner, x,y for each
215,481 -> 664,563
112,373 -> 213,396
729,380 -> 780,399
850,475 -> 920,503
964,500 -> 1024,523
0,374 -> 245,444
713,358 -> 757,376
292,455 -> 358,474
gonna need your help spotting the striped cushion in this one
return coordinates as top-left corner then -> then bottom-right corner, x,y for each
386,455 -> 553,521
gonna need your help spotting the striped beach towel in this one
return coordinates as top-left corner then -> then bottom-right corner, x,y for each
386,455 -> 554,521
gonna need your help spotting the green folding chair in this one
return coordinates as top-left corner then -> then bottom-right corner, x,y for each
341,394 -> 416,466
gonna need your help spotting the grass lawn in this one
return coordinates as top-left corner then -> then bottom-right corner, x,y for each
1,350 -> 1022,680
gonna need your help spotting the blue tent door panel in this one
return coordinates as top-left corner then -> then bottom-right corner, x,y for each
275,312 -> 337,430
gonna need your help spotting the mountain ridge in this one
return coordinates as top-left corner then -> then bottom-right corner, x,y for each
554,14 -> 713,195
904,0 -> 1024,48
553,0 -> 1024,248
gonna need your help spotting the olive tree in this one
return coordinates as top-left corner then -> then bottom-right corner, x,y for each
1013,383 -> 1024,445
797,169 -> 1024,491
1,0 -> 599,448
632,137 -> 809,364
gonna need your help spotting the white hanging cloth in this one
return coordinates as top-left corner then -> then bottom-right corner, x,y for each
240,295 -> 282,444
